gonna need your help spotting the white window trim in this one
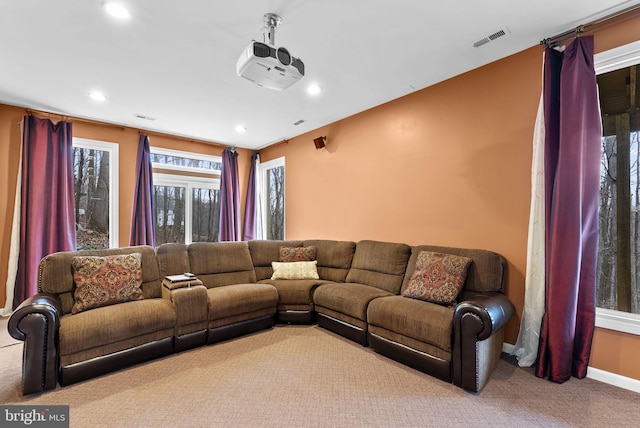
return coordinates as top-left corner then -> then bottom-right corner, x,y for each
150,146 -> 221,175
596,308 -> 640,336
153,172 -> 220,245
258,157 -> 285,240
72,138 -> 119,248
593,40 -> 640,336
595,39 -> 640,74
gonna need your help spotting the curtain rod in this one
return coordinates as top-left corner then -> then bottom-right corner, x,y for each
24,107 -> 227,149
541,2 -> 640,47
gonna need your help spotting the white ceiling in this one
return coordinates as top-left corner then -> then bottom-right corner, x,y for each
0,1 -> 637,150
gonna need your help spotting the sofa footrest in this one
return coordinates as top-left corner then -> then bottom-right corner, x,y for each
277,310 -> 316,324
208,315 -> 275,344
368,332 -> 451,382
60,337 -> 174,386
317,313 -> 368,346
175,330 -> 207,352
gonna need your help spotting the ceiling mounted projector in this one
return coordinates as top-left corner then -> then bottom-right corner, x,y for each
236,13 -> 305,91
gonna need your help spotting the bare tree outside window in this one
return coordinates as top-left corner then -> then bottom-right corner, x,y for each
596,64 -> 640,314
154,185 -> 186,244
192,187 -> 220,242
266,165 -> 285,240
73,146 -> 110,249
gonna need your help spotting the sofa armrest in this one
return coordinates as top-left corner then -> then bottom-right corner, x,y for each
8,293 -> 62,395
452,292 -> 515,392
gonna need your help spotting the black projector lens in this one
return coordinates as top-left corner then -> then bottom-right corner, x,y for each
276,47 -> 291,65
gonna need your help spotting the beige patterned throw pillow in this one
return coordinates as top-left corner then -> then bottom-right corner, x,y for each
71,253 -> 144,314
402,251 -> 472,306
271,260 -> 320,280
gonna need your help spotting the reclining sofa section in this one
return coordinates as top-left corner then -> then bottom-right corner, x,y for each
8,239 -> 514,395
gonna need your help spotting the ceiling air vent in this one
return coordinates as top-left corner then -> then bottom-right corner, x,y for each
473,27 -> 511,48
293,119 -> 305,126
134,114 -> 157,121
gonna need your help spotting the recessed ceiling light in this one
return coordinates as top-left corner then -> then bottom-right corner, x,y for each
103,2 -> 131,20
89,91 -> 107,102
307,84 -> 322,95
235,125 -> 247,133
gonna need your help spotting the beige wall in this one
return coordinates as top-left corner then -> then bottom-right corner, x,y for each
0,105 -> 251,307
260,16 -> 640,381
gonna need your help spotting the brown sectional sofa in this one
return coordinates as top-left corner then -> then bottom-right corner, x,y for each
8,239 -> 514,395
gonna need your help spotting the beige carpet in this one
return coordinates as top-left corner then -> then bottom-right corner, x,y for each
2,318 -> 639,427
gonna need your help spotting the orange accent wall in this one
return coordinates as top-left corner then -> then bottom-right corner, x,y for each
0,105 -> 250,308
259,15 -> 640,381
260,46 -> 539,347
0,105 -> 23,312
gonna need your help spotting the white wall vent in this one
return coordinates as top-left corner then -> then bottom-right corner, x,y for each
473,27 -> 511,48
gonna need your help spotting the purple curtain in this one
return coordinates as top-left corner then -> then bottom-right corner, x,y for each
13,116 -> 76,308
536,36 -> 601,382
218,147 -> 241,241
129,135 -> 156,247
242,151 -> 259,241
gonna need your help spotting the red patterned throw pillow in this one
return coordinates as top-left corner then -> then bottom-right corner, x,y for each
402,251 -> 472,306
279,246 -> 317,262
71,253 -> 144,314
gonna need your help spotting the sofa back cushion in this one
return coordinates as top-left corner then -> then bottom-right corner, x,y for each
400,245 -> 507,295
156,243 -> 190,277
248,240 -> 304,280
188,242 -> 257,287
345,240 -> 411,294
303,239 -> 356,282
38,246 -> 160,315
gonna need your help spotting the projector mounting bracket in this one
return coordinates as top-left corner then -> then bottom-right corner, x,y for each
263,13 -> 282,46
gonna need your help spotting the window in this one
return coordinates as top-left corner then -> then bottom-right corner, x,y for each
595,40 -> 640,334
151,147 -> 221,245
72,138 -> 118,249
259,157 -> 285,240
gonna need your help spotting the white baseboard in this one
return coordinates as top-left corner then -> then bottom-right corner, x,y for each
502,342 -> 640,394
587,367 -> 640,394
502,343 -> 515,354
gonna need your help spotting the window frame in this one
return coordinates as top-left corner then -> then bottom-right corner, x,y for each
259,156 -> 286,240
150,146 -> 221,175
594,39 -> 640,336
153,171 -> 220,245
72,137 -> 119,248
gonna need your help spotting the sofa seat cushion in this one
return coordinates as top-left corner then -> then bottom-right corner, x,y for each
258,279 -> 326,306
207,283 -> 278,321
314,282 -> 393,322
59,298 -> 176,360
367,295 -> 454,353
